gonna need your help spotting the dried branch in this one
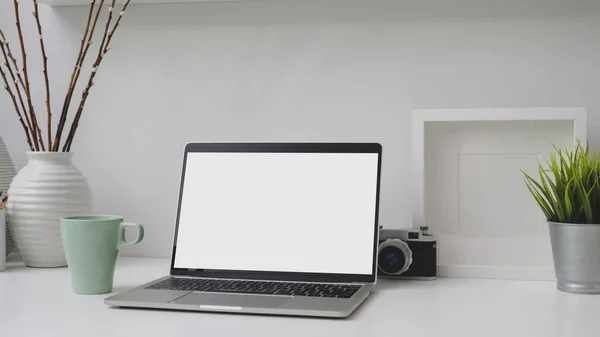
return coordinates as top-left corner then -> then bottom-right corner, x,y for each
32,113 -> 45,150
69,1 -> 96,95
32,0 -> 53,149
64,0 -> 131,151
0,30 -> 31,111
0,32 -> 34,138
53,0 -> 97,151
103,1 -> 132,50
53,0 -> 105,151
0,59 -> 33,150
13,0 -> 41,151
2,0 -> 134,152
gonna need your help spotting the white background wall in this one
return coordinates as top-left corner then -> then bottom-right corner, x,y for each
1,0 -> 600,258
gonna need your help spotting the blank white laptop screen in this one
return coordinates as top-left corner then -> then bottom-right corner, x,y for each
174,152 -> 379,275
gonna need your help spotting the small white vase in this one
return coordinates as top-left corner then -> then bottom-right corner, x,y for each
0,135 -> 17,256
7,152 -> 92,268
0,209 -> 5,272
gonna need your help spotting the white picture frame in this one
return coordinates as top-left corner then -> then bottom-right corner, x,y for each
411,107 -> 588,280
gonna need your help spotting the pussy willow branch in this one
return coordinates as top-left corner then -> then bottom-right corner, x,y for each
0,31 -> 34,139
2,1 -> 133,152
64,0 -> 131,152
53,0 -> 104,151
53,0 -> 98,151
103,1 -> 132,52
0,59 -> 33,150
0,30 -> 31,111
13,0 -> 42,151
96,0 -> 116,65
32,0 -> 53,149
70,1 -> 95,91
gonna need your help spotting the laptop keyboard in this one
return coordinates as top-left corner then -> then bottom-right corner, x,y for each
146,278 -> 362,299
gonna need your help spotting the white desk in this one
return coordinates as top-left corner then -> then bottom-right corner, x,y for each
2,255 -> 600,337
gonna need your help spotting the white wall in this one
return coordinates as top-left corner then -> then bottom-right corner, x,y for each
1,0 -> 600,258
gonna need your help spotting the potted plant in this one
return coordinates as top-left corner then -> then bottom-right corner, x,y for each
523,142 -> 600,294
0,1 -> 133,267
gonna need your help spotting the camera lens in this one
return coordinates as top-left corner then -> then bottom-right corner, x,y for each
379,246 -> 406,274
378,239 -> 413,276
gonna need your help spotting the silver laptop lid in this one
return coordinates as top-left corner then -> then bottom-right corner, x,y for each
170,143 -> 382,284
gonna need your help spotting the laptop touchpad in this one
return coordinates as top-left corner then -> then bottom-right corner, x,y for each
173,292 -> 290,308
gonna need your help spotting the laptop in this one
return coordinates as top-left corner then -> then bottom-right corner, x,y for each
105,142 -> 382,318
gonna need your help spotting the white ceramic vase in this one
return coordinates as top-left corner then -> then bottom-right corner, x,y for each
0,209 -> 5,271
0,135 -> 17,256
7,152 -> 92,268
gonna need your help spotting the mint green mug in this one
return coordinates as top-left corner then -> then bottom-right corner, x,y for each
60,215 -> 144,295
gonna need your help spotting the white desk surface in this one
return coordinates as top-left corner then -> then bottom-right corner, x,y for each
2,254 -> 600,337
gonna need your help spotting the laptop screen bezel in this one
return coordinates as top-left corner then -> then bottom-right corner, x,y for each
169,142 -> 382,284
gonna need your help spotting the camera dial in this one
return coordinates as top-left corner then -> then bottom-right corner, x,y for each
378,239 -> 413,276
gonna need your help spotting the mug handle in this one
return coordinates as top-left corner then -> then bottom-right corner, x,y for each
118,222 -> 145,250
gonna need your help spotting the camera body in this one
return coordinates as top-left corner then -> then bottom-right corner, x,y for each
377,226 -> 437,280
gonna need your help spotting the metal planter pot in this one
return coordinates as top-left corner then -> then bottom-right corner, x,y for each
548,222 -> 600,294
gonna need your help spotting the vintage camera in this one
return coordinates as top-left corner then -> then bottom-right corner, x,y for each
377,226 -> 437,280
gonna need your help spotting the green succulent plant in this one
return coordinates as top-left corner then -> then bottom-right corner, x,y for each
523,141 -> 600,224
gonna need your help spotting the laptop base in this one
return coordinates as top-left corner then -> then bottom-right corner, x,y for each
105,276 -> 374,318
